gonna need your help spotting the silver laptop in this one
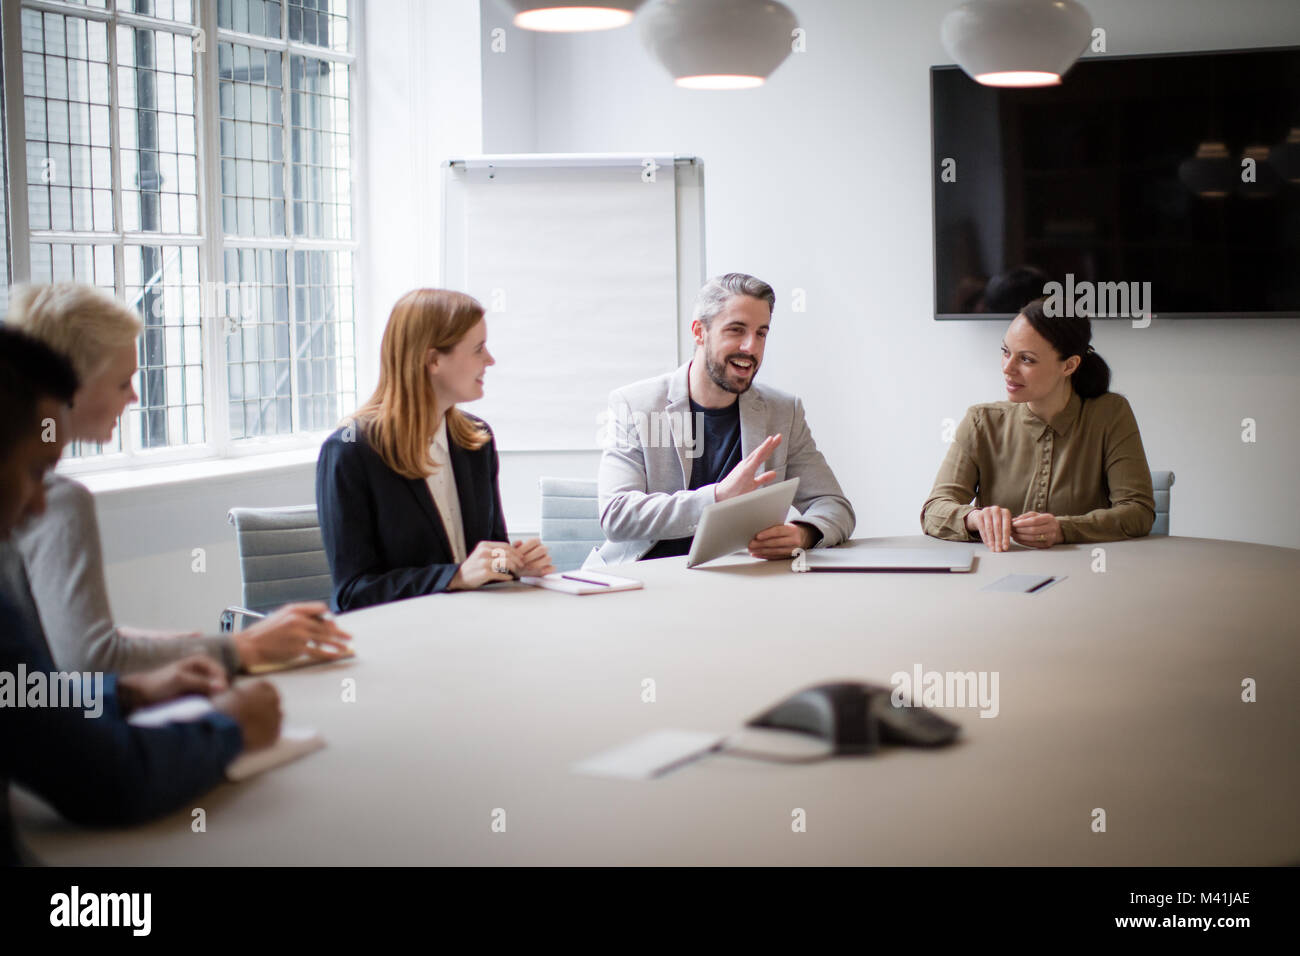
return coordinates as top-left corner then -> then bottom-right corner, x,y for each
798,546 -> 975,573
686,477 -> 800,568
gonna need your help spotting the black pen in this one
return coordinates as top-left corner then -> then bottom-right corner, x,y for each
1027,576 -> 1056,593
561,573 -> 610,587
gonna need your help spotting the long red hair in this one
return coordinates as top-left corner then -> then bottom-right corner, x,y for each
348,289 -> 489,479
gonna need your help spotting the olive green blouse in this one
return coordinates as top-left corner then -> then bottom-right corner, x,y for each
921,390 -> 1156,544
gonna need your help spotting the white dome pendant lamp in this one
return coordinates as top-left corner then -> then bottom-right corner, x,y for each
505,0 -> 644,33
639,0 -> 799,91
941,0 -> 1092,88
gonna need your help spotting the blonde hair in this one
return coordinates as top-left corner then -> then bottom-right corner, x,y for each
348,289 -> 490,479
6,282 -> 141,381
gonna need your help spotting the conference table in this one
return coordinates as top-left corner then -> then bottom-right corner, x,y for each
15,534 -> 1300,865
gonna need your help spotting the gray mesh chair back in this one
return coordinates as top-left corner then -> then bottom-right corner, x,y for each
1150,470 -> 1175,536
221,504 -> 332,630
539,478 -> 603,572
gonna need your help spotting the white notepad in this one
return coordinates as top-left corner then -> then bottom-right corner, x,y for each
520,570 -> 644,595
126,695 -> 325,780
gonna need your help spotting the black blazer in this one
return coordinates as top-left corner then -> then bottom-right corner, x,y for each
315,415 -> 509,612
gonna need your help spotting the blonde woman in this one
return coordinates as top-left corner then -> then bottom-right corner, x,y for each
2,282 -> 351,673
316,288 -> 553,611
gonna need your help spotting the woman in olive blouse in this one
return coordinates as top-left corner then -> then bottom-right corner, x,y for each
921,298 -> 1156,551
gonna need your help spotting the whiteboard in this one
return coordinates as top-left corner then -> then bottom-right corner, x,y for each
442,156 -> 703,451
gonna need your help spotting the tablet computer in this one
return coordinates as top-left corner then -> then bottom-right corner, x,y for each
686,477 -> 800,568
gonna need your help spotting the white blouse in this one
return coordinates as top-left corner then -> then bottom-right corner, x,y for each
425,418 -> 468,563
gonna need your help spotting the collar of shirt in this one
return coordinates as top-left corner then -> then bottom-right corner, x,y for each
1018,388 -> 1082,441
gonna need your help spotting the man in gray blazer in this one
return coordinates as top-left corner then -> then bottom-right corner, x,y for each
589,273 -> 854,567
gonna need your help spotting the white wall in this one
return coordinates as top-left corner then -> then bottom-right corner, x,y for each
481,1 -> 536,153
365,0 -> 484,398
488,0 -> 1300,549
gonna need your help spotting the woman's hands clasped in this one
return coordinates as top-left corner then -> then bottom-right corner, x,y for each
449,538 -> 556,590
966,506 -> 1064,551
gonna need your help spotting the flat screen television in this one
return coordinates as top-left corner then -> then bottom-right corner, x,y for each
931,46 -> 1300,320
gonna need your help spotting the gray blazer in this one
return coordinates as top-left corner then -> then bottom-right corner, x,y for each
589,362 -> 855,567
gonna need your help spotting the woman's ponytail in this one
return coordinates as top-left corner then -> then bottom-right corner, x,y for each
1072,347 -> 1111,399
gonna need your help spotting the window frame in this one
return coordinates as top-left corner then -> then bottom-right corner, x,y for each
0,0 -> 366,475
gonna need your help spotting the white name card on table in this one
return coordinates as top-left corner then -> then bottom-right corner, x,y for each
981,573 -> 1066,594
573,730 -> 727,781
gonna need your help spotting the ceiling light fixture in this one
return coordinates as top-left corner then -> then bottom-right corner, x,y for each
639,0 -> 799,91
505,1 -> 644,33
941,0 -> 1092,88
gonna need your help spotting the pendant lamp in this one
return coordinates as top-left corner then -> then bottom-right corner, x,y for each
504,0 -> 643,32
639,0 -> 799,90
941,0 -> 1092,88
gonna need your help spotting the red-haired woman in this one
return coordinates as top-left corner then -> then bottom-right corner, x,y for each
316,289 -> 553,611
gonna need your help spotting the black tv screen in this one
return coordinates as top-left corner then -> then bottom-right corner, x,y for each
931,46 -> 1300,320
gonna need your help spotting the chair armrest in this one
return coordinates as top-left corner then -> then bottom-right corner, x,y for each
219,605 -> 266,633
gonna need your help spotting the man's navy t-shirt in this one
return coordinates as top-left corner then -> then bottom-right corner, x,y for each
641,397 -> 742,560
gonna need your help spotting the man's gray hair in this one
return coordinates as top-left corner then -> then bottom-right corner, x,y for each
693,273 -> 776,327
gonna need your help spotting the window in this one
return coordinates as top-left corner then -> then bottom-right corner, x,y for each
2,0 -> 360,468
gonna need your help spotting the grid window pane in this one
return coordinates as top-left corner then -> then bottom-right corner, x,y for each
21,10 -> 113,233
224,247 -> 291,437
293,249 -> 355,431
219,0 -> 283,39
118,26 -> 199,234
288,0 -> 348,53
14,1 -> 359,464
115,0 -> 193,23
290,55 -> 350,239
124,245 -> 205,448
218,42 -> 285,237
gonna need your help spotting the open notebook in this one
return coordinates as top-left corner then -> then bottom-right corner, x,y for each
127,696 -> 324,781
519,570 -> 644,595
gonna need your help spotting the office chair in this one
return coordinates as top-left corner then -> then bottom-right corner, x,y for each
220,504 -> 333,632
538,477 -> 603,572
1151,470 -> 1175,536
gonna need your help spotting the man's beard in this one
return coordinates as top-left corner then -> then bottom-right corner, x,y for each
705,350 -> 758,395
